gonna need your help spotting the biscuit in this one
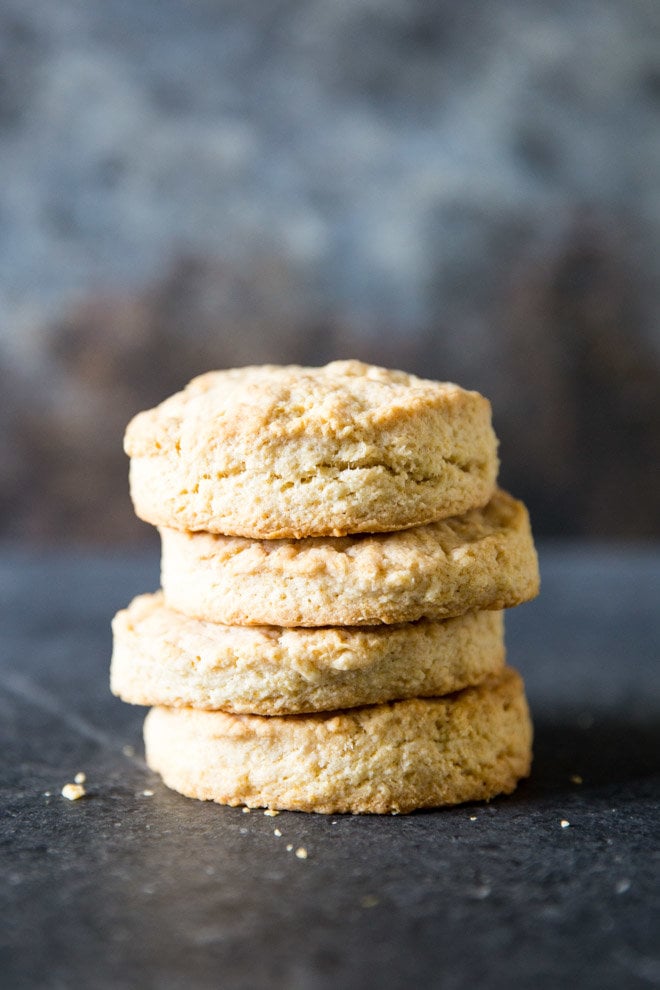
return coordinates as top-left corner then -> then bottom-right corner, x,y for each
143,667 -> 532,814
125,361 -> 498,538
111,594 -> 505,715
160,489 -> 539,627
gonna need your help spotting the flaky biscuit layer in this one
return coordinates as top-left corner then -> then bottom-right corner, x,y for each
160,489 -> 539,627
144,667 -> 532,814
126,360 -> 498,538
111,594 -> 505,714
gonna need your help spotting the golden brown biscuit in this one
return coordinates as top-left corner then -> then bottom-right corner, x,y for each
125,361 -> 498,538
111,593 -> 505,714
143,667 -> 532,814
160,489 -> 539,627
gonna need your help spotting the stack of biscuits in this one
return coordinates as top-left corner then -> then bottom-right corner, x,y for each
111,361 -> 539,814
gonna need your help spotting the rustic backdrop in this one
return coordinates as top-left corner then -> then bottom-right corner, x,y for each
1,0 -> 659,543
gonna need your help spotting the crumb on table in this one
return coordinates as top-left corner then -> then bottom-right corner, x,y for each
61,782 -> 86,801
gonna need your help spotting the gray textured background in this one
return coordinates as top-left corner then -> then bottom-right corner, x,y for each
1,0 -> 659,542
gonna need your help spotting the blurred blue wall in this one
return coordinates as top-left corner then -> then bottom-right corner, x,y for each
1,0 -> 659,542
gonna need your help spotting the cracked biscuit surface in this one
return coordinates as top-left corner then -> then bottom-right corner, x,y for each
160,489 -> 539,627
143,667 -> 532,814
125,360 -> 498,538
111,594 -> 505,714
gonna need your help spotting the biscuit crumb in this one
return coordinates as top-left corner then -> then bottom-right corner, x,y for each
295,847 -> 308,859
469,816 -> 477,821
286,844 -> 293,852
43,792 -> 51,798
61,783 -> 86,801
264,809 -> 279,817
273,828 -> 282,837
560,819 -> 570,829
74,772 -> 86,785
570,774 -> 583,785
242,807 -> 251,813
360,895 -> 379,908
142,790 -> 154,797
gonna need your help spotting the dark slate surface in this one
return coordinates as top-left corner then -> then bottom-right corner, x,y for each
1,545 -> 659,990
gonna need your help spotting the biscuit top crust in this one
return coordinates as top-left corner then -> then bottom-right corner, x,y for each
125,360 -> 487,460
124,360 -> 498,537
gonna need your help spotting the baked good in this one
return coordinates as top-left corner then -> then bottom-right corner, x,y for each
143,667 -> 532,814
111,594 -> 505,714
125,360 -> 498,538
160,489 -> 539,627
118,360 -> 538,816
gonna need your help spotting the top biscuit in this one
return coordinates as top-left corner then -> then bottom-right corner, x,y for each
125,360 -> 498,538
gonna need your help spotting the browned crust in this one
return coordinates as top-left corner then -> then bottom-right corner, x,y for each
143,667 -> 533,814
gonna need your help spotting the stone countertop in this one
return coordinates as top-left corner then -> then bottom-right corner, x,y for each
1,545 -> 659,990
